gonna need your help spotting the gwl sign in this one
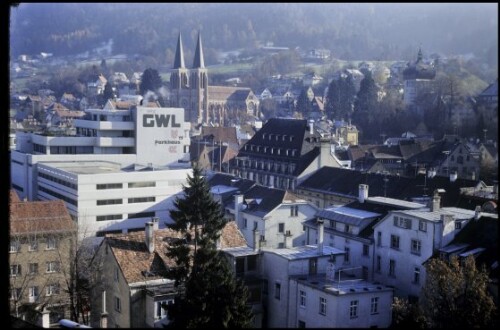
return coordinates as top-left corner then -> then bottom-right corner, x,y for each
143,114 -> 181,127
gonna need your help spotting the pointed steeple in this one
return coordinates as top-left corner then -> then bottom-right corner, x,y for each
417,47 -> 423,63
173,32 -> 185,69
192,32 -> 205,69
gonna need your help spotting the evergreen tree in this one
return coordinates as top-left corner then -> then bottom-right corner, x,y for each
166,165 -> 253,328
140,68 -> 163,95
296,87 -> 313,117
353,71 -> 379,136
420,255 -> 496,328
325,74 -> 356,121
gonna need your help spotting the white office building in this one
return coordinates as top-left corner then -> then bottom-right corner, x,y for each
11,105 -> 192,238
36,160 -> 191,238
11,105 -> 191,201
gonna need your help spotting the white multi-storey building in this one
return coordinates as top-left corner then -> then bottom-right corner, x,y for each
259,220 -> 393,328
372,191 -> 477,298
11,105 -> 191,201
36,161 -> 191,238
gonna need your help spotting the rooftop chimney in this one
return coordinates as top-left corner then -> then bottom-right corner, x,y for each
253,229 -> 259,251
234,194 -> 244,227
37,307 -> 50,328
474,205 -> 482,221
358,184 -> 368,203
427,168 -> 436,178
284,230 -> 292,249
430,190 -> 441,212
151,217 -> 159,230
309,120 -> 314,135
317,219 -> 324,255
145,222 -> 154,253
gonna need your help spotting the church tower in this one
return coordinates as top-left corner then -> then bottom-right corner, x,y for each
190,32 -> 209,124
170,33 -> 191,120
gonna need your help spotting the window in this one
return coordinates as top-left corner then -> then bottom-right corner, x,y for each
46,237 -> 57,250
274,282 -> 281,300
29,286 -> 39,301
455,221 -> 462,230
10,264 -> 21,277
290,205 -> 299,217
253,221 -> 258,230
46,283 -> 60,296
390,235 -> 400,250
155,299 -> 174,320
278,223 -> 285,233
97,199 -> 122,206
389,259 -> 396,277
330,220 -> 336,229
363,244 -> 369,256
376,256 -> 381,273
10,288 -> 21,300
29,263 -> 38,275
10,241 -> 20,253
46,261 -> 60,273
344,224 -> 351,233
115,296 -> 122,312
114,267 -> 120,282
298,320 -> 306,328
344,247 -> 350,263
309,258 -> 318,275
128,196 -> 155,203
243,218 -> 247,229
28,239 -> 38,251
300,290 -> 306,308
350,300 -> 358,319
419,220 -> 427,232
371,297 -> 379,314
377,232 -> 382,246
96,183 -> 123,190
128,181 -> 155,188
413,267 -> 420,284
128,211 -> 155,219
97,214 -> 122,221
319,297 -> 327,315
411,239 -> 421,255
394,216 -> 412,229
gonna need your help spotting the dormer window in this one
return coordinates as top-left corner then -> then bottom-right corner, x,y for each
278,149 -> 281,155
283,135 -> 287,141
276,135 -> 279,141
290,136 -> 294,142
269,134 -> 273,140
263,133 -> 267,140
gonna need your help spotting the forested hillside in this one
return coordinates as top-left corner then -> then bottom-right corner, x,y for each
10,3 -> 498,67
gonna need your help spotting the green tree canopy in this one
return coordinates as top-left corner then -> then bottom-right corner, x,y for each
165,165 -> 253,328
325,74 -> 356,121
420,255 -> 496,328
139,68 -> 163,95
296,87 -> 313,117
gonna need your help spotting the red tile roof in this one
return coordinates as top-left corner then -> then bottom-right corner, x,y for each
10,198 -> 75,235
106,221 -> 247,284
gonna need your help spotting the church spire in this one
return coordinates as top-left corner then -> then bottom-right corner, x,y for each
173,32 -> 185,69
192,31 -> 205,69
417,47 -> 423,63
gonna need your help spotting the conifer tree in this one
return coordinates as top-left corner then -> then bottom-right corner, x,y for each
165,165 -> 253,328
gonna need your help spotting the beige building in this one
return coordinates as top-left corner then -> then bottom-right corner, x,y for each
9,190 -> 76,325
90,219 -> 248,328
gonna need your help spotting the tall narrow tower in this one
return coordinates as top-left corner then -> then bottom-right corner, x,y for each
190,31 -> 209,124
170,33 -> 190,118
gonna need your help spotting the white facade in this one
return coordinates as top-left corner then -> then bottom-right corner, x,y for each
36,161 -> 191,238
11,106 -> 191,201
232,194 -> 318,249
372,205 -> 475,298
260,244 -> 393,328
